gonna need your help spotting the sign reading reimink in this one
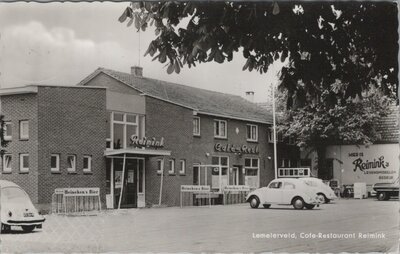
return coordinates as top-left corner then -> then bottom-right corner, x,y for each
55,188 -> 100,197
130,135 -> 164,148
214,143 -> 259,154
181,185 -> 211,193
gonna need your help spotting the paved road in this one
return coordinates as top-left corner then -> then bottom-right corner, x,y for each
1,199 -> 398,253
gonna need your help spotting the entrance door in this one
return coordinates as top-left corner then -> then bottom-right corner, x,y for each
122,160 -> 137,208
231,167 -> 239,185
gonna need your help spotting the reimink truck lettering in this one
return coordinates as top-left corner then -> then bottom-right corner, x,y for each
352,156 -> 389,172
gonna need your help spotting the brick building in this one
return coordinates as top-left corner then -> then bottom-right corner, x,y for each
0,66 -> 273,208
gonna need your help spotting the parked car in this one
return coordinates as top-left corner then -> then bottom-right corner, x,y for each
299,177 -> 337,203
0,180 -> 45,232
373,177 -> 399,201
245,178 -> 322,210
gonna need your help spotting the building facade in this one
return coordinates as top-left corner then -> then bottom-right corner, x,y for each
0,67 -> 274,209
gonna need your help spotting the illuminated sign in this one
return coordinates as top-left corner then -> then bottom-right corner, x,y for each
214,143 -> 259,154
130,135 -> 164,148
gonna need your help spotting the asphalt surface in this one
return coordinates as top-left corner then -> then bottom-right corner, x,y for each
1,198 -> 398,253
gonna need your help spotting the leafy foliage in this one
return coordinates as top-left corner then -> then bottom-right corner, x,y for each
119,1 -> 398,103
0,115 -> 9,157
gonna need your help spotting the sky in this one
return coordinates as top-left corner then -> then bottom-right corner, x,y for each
0,2 -> 285,103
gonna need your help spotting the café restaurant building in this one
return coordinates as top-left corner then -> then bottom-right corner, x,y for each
0,66 -> 274,209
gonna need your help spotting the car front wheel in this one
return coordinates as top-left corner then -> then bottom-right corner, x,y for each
317,193 -> 326,203
249,196 -> 260,209
21,225 -> 35,233
292,197 -> 305,210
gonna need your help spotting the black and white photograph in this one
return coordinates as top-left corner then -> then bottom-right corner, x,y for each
0,1 -> 398,253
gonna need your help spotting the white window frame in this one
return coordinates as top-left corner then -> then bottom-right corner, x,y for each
67,154 -> 77,173
193,117 -> 201,136
246,124 -> 258,142
179,159 -> 186,174
168,159 -> 175,174
83,155 -> 92,173
4,122 -> 12,141
214,119 -> 227,138
111,112 -> 145,149
156,158 -> 164,175
3,154 -> 12,172
50,154 -> 60,172
19,153 -> 29,172
244,158 -> 260,188
19,120 -> 29,140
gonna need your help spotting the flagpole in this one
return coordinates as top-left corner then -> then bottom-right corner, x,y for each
272,83 -> 278,179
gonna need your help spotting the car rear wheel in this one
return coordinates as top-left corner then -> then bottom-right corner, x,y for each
377,192 -> 390,201
249,196 -> 260,209
263,204 -> 271,209
305,204 -> 315,209
21,225 -> 35,233
292,197 -> 305,210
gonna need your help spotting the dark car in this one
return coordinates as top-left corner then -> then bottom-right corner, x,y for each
373,178 -> 399,201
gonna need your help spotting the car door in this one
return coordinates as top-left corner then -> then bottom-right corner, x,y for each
280,181 -> 296,204
264,181 -> 282,204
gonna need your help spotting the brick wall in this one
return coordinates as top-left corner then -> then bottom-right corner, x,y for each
145,97 -> 194,207
37,86 -> 107,206
0,93 -> 39,203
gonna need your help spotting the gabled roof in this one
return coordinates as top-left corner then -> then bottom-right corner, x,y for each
78,67 -> 272,124
376,105 -> 399,143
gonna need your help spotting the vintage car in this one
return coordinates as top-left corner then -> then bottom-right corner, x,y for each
245,178 -> 322,209
373,177 -> 399,201
0,180 -> 45,232
299,177 -> 337,203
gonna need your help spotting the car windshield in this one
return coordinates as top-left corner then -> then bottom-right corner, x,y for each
1,187 -> 30,204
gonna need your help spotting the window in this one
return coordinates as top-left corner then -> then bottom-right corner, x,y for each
83,156 -> 92,173
267,129 -> 274,143
111,112 -> 145,150
193,117 -> 200,136
19,154 -> 29,172
67,155 -> 76,173
268,181 -> 282,189
4,122 -> 12,141
156,159 -> 164,175
19,120 -> 29,140
214,120 -> 227,138
168,159 -> 175,174
246,124 -> 258,141
179,159 -> 186,174
50,154 -> 60,172
245,158 -> 259,188
211,156 -> 229,175
3,154 -> 12,172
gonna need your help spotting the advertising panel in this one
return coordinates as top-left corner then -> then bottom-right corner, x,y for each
329,144 -> 399,185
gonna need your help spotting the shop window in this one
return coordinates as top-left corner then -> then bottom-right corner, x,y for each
246,124 -> 258,142
168,159 -> 175,174
156,159 -> 164,175
193,117 -> 200,136
19,154 -> 29,172
179,159 -> 186,174
244,158 -> 259,188
214,119 -> 227,138
211,156 -> 229,190
106,112 -> 112,150
193,164 -> 200,185
3,154 -> 12,172
19,120 -> 29,140
4,122 -> 12,141
83,155 -> 92,173
111,112 -> 145,149
50,154 -> 60,172
67,155 -> 76,173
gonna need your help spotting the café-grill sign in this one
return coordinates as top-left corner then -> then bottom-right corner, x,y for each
214,143 -> 259,154
130,135 -> 164,149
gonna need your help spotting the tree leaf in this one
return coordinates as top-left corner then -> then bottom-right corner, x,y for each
167,62 -> 174,74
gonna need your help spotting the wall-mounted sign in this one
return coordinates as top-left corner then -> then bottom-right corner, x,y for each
214,143 -> 259,154
54,188 -> 100,197
130,135 -> 164,148
223,185 -> 250,192
181,185 -> 211,193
